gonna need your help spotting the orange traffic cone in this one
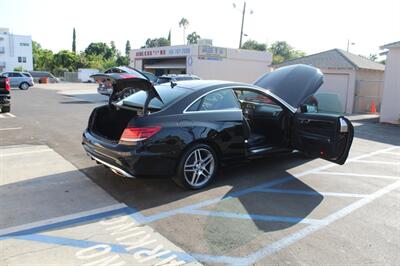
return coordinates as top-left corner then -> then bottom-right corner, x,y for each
370,100 -> 377,114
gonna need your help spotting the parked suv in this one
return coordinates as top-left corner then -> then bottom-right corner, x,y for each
1,72 -> 34,90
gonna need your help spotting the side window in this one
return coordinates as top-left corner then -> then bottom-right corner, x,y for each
234,89 -> 283,114
301,95 -> 318,113
187,89 -> 240,111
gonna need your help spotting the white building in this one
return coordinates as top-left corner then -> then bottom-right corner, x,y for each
0,28 -> 33,72
379,41 -> 400,124
130,42 -> 272,83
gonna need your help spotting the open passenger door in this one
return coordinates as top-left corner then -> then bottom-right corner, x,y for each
292,113 -> 354,164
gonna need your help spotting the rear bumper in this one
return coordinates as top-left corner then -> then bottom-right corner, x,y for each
82,130 -> 177,177
0,95 -> 10,106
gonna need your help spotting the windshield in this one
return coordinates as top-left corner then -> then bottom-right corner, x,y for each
118,84 -> 191,110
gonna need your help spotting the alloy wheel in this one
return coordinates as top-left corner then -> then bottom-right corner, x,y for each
183,148 -> 215,188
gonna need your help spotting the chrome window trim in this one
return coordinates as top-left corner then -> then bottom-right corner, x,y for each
182,85 -> 297,114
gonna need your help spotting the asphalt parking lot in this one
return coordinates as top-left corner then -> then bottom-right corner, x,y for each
1,84 -> 399,266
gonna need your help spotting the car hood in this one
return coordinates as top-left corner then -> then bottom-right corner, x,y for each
91,73 -> 162,106
254,64 -> 323,109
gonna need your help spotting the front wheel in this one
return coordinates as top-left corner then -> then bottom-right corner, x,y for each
173,144 -> 218,190
19,82 -> 29,90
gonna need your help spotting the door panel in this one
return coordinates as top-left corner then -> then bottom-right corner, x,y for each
292,113 -> 353,164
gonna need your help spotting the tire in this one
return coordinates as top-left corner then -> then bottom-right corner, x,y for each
173,143 -> 218,190
1,106 -> 10,113
19,82 -> 29,90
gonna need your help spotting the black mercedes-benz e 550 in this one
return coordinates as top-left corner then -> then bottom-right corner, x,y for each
82,65 -> 354,189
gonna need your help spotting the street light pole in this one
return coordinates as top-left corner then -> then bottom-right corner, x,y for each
239,1 -> 246,49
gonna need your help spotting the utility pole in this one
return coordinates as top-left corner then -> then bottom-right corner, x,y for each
239,1 -> 246,49
347,39 -> 355,52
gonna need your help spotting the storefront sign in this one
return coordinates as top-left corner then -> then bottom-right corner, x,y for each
198,45 -> 227,60
135,47 -> 191,58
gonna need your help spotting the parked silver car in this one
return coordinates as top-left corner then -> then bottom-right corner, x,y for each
1,72 -> 34,90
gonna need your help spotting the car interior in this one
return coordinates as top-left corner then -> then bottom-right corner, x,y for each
233,88 -> 291,154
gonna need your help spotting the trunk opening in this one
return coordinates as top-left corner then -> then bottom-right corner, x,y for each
90,106 -> 137,141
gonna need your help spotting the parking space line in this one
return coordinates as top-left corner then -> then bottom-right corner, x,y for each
381,151 -> 400,156
0,113 -> 16,118
184,209 -> 322,225
0,204 -> 128,237
0,127 -> 22,131
237,180 -> 400,266
255,188 -> 367,198
352,159 -> 399,165
0,149 -> 53,157
315,172 -> 400,180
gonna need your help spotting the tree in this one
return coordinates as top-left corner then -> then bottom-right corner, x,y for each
167,30 -> 171,43
241,39 -> 266,51
84,42 -> 114,60
368,54 -> 378,61
187,32 -> 201,44
32,41 -> 55,71
72,28 -> 76,53
179,18 -> 189,44
53,50 -> 79,71
125,40 -> 131,57
142,38 -> 170,48
268,41 -> 306,64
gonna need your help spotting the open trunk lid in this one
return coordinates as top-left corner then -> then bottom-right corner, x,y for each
254,64 -> 323,110
91,72 -> 163,109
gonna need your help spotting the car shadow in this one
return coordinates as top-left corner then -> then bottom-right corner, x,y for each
80,151 -> 322,234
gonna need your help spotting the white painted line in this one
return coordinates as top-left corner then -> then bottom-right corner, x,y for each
184,209 -> 322,225
240,180 -> 400,266
257,188 -> 367,198
6,113 -> 16,117
0,114 -> 4,118
0,127 -> 22,131
0,148 -> 53,157
352,159 -> 399,165
314,171 -> 400,180
0,203 -> 126,236
381,151 -> 400,156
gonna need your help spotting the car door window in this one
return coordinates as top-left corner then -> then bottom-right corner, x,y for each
187,89 -> 240,111
234,89 -> 283,113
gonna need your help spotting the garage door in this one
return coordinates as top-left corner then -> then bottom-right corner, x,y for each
316,73 -> 349,113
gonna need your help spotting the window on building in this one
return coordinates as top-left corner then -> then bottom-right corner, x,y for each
22,57 -> 26,63
20,42 -> 30,46
18,57 -> 22,63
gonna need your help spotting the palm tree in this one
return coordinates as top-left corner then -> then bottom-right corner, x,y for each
179,18 -> 189,44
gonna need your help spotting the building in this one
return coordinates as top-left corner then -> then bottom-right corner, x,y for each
129,42 -> 272,83
0,28 -> 33,72
272,49 -> 385,114
379,41 -> 400,124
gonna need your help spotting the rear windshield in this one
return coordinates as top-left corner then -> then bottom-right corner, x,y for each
120,84 -> 191,110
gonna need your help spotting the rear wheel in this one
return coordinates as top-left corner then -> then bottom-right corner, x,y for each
19,82 -> 29,90
173,143 -> 218,190
1,106 -> 10,113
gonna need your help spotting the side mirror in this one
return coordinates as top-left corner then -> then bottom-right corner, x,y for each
300,105 -> 308,113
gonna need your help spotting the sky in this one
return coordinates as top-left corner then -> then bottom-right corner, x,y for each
1,0 -> 399,58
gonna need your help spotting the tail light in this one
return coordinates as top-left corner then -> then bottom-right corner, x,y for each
5,78 -> 10,91
120,126 -> 161,143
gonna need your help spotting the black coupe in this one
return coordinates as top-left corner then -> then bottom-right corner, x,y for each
82,65 -> 353,189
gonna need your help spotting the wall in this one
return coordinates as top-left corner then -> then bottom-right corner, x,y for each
319,68 -> 356,114
380,47 -> 400,124
0,31 -> 33,72
354,69 -> 384,113
190,47 -> 271,83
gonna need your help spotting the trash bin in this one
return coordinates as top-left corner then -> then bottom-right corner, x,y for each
39,77 -> 49,84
